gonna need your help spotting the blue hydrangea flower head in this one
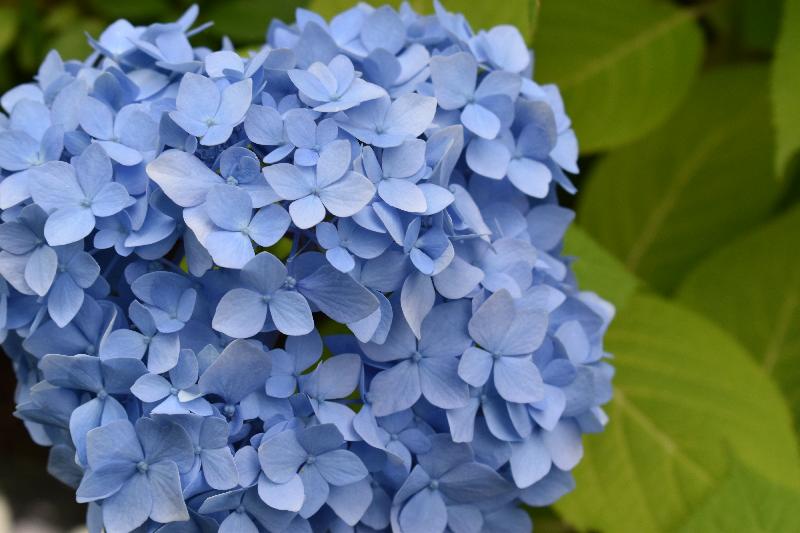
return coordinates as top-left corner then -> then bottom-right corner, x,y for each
0,3 -> 612,532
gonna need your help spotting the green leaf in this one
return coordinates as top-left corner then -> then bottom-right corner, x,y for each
0,7 -> 18,54
86,0 -> 175,23
207,1 -> 307,43
677,460 -> 800,533
555,293 -> 800,533
678,206 -> 800,429
733,0 -> 782,52
563,225 -> 639,311
772,0 -> 800,177
50,20 -> 106,62
533,0 -> 703,153
577,66 -> 782,294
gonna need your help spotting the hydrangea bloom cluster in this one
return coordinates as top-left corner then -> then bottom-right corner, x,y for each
0,3 -> 614,532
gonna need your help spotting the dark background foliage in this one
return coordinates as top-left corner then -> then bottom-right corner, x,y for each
1,0 -> 799,531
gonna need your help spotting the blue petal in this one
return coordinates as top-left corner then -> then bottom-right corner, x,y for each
509,433 -> 551,488
101,472 -> 151,532
327,478 -> 372,526
147,462 -> 190,523
25,245 -> 58,296
461,103 -> 501,140
258,430 -> 307,484
430,52 -> 476,110
212,288 -> 268,339
289,194 -> 326,229
131,373 -> 171,403
419,356 -> 469,410
315,449 -> 367,486
199,339 -> 272,404
399,488 -> 447,533
369,360 -> 421,417
258,473 -> 305,512
270,290 -> 314,336
438,462 -> 512,503
245,105 -> 285,146
318,171 -> 375,218
146,150 -> 222,207
400,271 -> 434,339
493,356 -> 545,403
201,447 -> 238,490
248,204 -> 290,247
298,264 -> 378,323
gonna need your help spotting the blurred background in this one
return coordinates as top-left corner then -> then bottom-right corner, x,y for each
1,0 -> 799,532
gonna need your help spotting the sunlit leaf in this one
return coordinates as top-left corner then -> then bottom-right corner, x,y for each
678,206 -> 800,429
772,0 -> 800,177
533,0 -> 703,153
207,0 -> 307,43
578,66 -> 782,294
0,7 -> 18,54
677,460 -> 800,533
556,293 -> 800,533
563,225 -> 639,311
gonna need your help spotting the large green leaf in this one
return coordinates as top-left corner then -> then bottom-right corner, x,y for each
555,293 -> 800,533
677,460 -> 800,533
533,0 -> 703,153
678,206 -> 800,429
772,0 -> 800,177
0,7 -> 17,55
732,0 -> 782,52
207,1 -> 307,43
563,226 -> 639,311
577,66 -> 782,294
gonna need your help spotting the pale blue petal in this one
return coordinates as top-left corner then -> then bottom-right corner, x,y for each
259,431 -> 307,483
400,271 -> 434,339
318,171 -> 375,218
289,195 -> 326,229
48,274 -> 85,326
299,265 -> 376,323
461,103 -> 501,140
509,433 -> 550,488
315,449 -> 367,486
147,462 -> 190,524
199,339 -> 272,404
494,356 -> 545,403
458,347 -> 493,388
91,183 -> 132,217
212,288 -> 268,339
430,52 -> 476,110
541,420 -> 583,471
383,94 -> 437,139
327,478 -> 372,526
399,488 -> 447,533
201,447 -> 237,490
269,290 -> 314,336
466,138 -> 510,179
131,373 -> 171,403
102,472 -> 151,532
146,150 -> 222,207
248,204 -> 290,247
258,473 -> 305,512
507,157 -> 551,198
419,356 -> 469,410
25,245 -> 58,296
379,179 -> 427,213
369,360 -> 421,417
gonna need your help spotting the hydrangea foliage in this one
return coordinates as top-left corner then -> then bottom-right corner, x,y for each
0,3 -> 614,532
